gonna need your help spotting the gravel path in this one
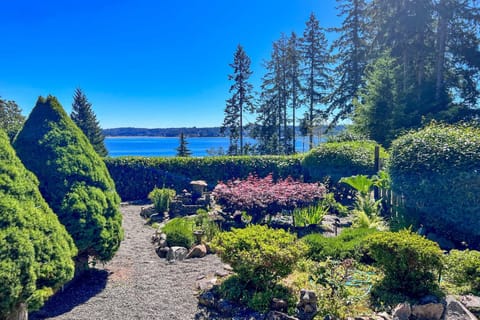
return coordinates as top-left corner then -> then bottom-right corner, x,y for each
31,204 -> 224,320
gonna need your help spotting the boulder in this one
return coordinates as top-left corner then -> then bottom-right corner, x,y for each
156,246 -> 170,258
392,303 -> 411,320
444,295 -> 478,320
186,244 -> 207,259
460,295 -> 480,315
271,298 -> 288,312
296,289 -> 317,320
411,302 -> 444,320
166,246 -> 188,262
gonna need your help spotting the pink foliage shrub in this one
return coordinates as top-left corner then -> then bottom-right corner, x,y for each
213,174 -> 326,218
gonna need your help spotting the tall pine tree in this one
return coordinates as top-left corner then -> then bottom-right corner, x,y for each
71,88 -> 108,157
301,13 -> 331,150
176,132 -> 192,157
221,45 -> 254,155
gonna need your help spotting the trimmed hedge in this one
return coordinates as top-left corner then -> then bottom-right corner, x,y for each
388,123 -> 480,247
105,155 -> 304,201
302,140 -> 388,183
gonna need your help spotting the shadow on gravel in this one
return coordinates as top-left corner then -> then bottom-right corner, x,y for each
30,269 -> 108,320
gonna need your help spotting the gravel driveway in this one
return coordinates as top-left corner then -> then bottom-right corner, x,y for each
31,204 -> 224,320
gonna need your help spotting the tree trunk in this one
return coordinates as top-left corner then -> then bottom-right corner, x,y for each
435,1 -> 449,103
74,252 -> 90,278
6,303 -> 28,320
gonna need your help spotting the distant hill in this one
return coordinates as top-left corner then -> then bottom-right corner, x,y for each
103,127 -> 222,137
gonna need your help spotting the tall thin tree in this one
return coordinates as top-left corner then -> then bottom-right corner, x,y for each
221,45 -> 254,155
70,88 -> 108,157
301,13 -> 331,150
176,132 -> 192,157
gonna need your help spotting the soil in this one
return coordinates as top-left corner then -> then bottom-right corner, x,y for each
30,203 -> 224,320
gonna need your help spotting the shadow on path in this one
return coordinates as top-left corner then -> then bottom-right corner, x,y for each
30,269 -> 108,319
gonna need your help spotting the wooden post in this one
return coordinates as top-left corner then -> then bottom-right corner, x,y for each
374,145 -> 380,200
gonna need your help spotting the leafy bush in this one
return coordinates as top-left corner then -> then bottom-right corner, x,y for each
194,209 -> 220,242
389,123 -> 480,247
13,96 -> 123,267
0,130 -> 76,317
162,218 -> 195,248
212,225 -> 306,290
302,140 -> 388,183
148,187 -> 176,213
364,230 -> 444,297
293,204 -> 328,227
444,249 -> 480,294
213,174 -> 326,222
302,228 -> 378,261
105,155 -> 304,201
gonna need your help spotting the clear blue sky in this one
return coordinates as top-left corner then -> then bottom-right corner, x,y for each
1,0 -> 339,129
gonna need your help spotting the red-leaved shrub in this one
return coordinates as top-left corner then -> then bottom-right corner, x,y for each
213,174 -> 326,220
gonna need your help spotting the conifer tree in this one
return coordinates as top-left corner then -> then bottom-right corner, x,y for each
0,129 -> 76,319
176,132 -> 192,157
70,88 -> 108,157
14,96 -> 123,273
0,97 -> 25,142
221,45 -> 254,155
301,13 -> 331,150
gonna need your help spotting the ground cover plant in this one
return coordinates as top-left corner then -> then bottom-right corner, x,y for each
161,217 -> 195,248
0,130 -> 76,319
13,96 -> 123,272
148,187 -> 176,213
213,174 -> 326,222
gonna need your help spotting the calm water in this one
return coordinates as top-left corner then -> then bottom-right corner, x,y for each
105,136 -> 316,157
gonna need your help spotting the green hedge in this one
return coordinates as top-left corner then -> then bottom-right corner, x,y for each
105,155 -> 304,201
302,140 -> 388,183
389,123 -> 480,248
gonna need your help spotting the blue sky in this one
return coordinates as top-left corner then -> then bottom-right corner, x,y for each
1,0 -> 339,129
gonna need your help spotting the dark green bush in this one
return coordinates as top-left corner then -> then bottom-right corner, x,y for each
148,187 -> 176,213
388,123 -> 480,247
0,130 -> 76,317
302,140 -> 388,183
444,249 -> 480,294
365,230 -> 444,297
162,218 -> 195,248
212,225 -> 306,290
302,228 -> 378,261
13,96 -> 123,267
105,155 -> 304,201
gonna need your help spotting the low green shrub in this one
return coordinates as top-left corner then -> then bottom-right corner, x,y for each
444,249 -> 480,294
302,140 -> 388,183
148,187 -> 176,213
364,230 -> 444,297
194,209 -> 221,242
389,123 -> 480,247
105,155 -> 303,201
212,225 -> 306,290
293,203 -> 328,227
162,218 -> 195,248
302,228 -> 378,261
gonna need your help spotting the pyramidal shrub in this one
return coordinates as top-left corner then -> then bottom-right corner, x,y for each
13,95 -> 123,269
0,129 -> 76,318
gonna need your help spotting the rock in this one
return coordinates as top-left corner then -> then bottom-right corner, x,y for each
156,246 -> 169,258
266,310 -> 299,320
376,311 -> 392,320
186,244 -> 207,259
160,233 -> 167,241
271,298 -> 288,312
411,302 -> 444,320
215,269 -> 230,277
460,295 -> 480,315
223,264 -> 233,271
444,295 -> 478,320
296,289 -> 317,320
196,276 -> 217,291
150,212 -> 164,222
166,246 -> 188,262
392,303 -> 411,320
158,239 -> 167,248
198,291 -> 216,308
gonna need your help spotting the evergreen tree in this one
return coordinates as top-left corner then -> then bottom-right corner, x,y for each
221,45 -> 254,155
287,32 -> 303,153
0,129 -> 76,319
176,132 -> 192,157
14,96 -> 123,273
0,97 -> 25,142
327,0 -> 370,126
353,52 -> 399,146
71,88 -> 108,157
301,13 -> 331,150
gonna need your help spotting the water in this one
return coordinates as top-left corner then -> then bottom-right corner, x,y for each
105,136 -> 317,157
